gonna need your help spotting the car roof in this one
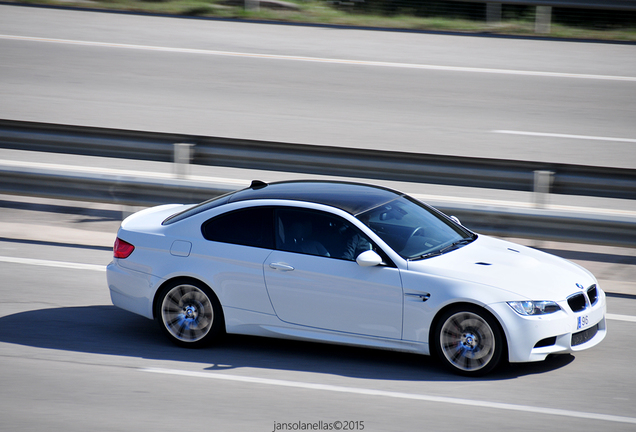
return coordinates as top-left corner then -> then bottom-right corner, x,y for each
162,180 -> 406,226
228,180 -> 404,215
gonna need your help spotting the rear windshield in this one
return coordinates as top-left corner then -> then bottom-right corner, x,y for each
162,193 -> 232,225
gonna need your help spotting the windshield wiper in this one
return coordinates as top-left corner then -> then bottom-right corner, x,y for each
412,236 -> 475,260
439,237 -> 475,254
414,250 -> 444,260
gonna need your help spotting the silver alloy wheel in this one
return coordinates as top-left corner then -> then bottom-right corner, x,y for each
161,284 -> 214,343
439,311 -> 496,372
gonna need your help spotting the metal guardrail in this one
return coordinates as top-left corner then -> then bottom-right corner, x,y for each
1,120 -> 635,200
447,0 -> 636,10
444,203 -> 636,247
445,0 -> 636,33
0,162 -> 237,207
1,162 -> 634,247
0,119 -> 634,247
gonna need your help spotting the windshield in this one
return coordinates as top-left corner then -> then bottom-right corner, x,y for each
356,196 -> 475,260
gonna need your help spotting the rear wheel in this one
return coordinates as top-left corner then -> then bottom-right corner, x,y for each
433,306 -> 504,376
156,280 -> 223,348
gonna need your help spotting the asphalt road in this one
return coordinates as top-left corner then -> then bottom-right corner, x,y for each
1,4 -> 636,169
0,196 -> 635,432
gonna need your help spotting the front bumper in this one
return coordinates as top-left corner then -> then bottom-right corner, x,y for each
490,288 -> 607,363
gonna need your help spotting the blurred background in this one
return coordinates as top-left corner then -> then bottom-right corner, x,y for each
6,0 -> 636,39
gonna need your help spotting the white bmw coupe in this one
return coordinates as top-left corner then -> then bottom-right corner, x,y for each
107,180 -> 606,376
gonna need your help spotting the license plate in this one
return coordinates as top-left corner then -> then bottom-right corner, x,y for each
577,315 -> 590,330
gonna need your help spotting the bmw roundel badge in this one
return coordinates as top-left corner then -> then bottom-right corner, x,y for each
576,283 -> 585,290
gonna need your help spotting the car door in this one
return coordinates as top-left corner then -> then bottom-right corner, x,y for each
263,207 -> 403,340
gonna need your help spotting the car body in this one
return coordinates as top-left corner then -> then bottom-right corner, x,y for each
107,180 -> 606,375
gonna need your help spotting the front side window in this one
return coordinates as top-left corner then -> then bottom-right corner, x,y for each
202,207 -> 274,249
357,196 -> 475,259
275,208 -> 377,261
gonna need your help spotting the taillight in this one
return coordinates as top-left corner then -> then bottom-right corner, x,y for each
114,238 -> 135,259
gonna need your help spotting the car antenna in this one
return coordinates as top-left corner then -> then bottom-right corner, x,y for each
250,180 -> 268,189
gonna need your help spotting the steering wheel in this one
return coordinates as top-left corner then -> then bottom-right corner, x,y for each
406,227 -> 425,243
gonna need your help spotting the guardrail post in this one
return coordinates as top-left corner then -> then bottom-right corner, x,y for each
174,143 -> 194,178
245,0 -> 260,11
533,170 -> 554,208
535,6 -> 552,33
487,3 -> 502,26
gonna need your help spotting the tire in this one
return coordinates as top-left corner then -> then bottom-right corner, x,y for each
433,305 -> 504,376
155,280 -> 224,348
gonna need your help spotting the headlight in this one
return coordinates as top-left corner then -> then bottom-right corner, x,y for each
508,301 -> 561,316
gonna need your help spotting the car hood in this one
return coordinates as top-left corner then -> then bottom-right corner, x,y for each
407,235 -> 597,301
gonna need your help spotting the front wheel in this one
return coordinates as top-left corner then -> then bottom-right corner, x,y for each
433,306 -> 504,376
156,280 -> 224,348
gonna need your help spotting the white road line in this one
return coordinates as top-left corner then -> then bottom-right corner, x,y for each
607,313 -> 636,323
2,34 -> 636,82
0,256 -> 106,272
493,130 -> 636,143
142,367 -> 636,425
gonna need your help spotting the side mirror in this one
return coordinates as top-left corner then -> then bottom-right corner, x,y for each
356,250 -> 383,267
450,215 -> 461,225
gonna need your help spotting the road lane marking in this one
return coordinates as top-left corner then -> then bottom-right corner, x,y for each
142,367 -> 636,424
2,34 -> 636,82
607,313 -> 636,323
493,130 -> 636,143
0,256 -> 106,271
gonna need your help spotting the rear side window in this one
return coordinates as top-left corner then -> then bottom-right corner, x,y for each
202,207 -> 274,249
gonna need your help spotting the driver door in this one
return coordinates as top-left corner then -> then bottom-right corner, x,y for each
263,208 -> 403,339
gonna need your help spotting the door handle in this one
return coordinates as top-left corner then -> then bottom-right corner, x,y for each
405,292 -> 430,302
269,262 -> 295,272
